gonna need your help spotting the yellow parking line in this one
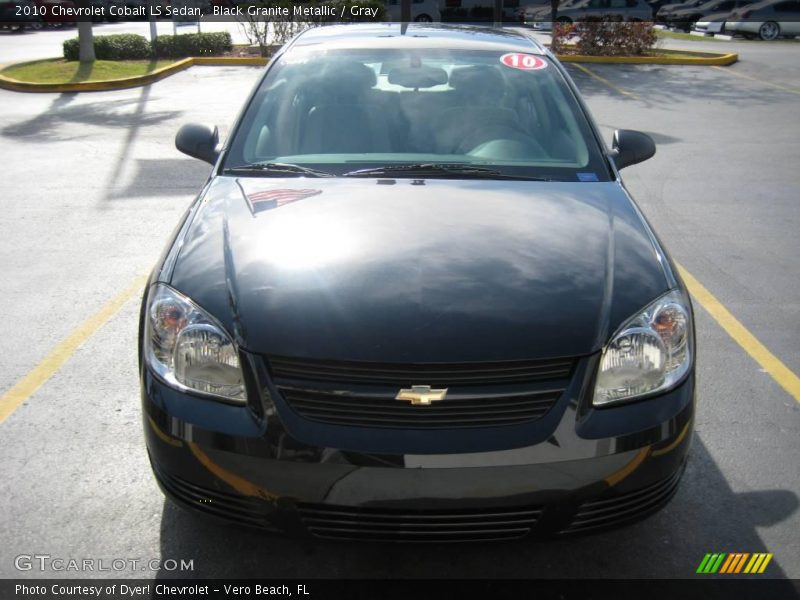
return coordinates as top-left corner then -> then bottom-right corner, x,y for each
0,274 -> 149,425
712,65 -> 800,95
677,264 -> 800,404
570,63 -> 639,100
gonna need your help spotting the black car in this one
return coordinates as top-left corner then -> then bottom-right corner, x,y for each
140,24 -> 695,542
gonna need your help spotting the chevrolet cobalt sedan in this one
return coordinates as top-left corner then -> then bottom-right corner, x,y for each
140,24 -> 695,541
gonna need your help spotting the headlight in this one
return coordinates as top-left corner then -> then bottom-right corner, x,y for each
144,284 -> 246,404
594,289 -> 692,406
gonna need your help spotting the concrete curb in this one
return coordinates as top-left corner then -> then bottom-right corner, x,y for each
556,50 -> 738,65
0,49 -> 736,93
0,56 -> 268,93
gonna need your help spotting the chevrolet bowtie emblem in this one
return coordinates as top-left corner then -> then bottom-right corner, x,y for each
395,385 -> 448,406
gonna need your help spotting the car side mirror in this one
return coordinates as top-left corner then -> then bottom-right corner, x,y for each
612,129 -> 656,170
176,123 -> 219,165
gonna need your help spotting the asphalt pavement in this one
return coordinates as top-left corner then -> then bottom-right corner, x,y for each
0,29 -> 798,580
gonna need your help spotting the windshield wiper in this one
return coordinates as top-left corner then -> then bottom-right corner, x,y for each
342,163 -> 551,181
225,162 -> 333,177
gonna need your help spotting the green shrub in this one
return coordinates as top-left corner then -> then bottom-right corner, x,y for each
63,34 -> 150,61
64,32 -> 234,61
63,38 -> 79,61
153,32 -> 233,58
553,16 -> 657,56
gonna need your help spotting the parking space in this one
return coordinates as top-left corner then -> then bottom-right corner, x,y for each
0,42 -> 798,579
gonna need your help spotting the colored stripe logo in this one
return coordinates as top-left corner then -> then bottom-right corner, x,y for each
697,553 -> 773,574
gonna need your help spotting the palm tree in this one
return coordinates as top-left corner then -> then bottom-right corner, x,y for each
77,0 -> 95,62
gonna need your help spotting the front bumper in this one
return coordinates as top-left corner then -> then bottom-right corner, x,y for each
694,21 -> 723,33
142,353 -> 695,542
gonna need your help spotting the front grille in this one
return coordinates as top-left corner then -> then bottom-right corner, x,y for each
561,469 -> 683,534
279,387 -> 561,429
268,355 -> 574,386
268,355 -> 575,429
297,503 -> 542,542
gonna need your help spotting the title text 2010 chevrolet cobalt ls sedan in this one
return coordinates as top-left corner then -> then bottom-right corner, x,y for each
140,24 -> 695,541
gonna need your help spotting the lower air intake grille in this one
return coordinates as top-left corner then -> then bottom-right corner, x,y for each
297,503 -> 542,542
152,461 -> 275,530
562,469 -> 683,534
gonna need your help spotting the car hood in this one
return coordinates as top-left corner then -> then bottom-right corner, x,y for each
169,177 -> 669,363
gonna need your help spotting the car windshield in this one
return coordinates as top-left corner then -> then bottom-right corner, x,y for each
224,47 -> 611,181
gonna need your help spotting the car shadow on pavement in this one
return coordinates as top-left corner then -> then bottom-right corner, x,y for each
105,158 -> 209,199
155,436 -> 797,579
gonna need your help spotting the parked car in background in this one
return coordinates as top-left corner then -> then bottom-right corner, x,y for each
0,0 -> 43,30
665,0 -> 752,30
385,0 -> 441,21
655,0 -> 704,22
646,0 -> 674,14
31,0 -> 76,25
121,0 -> 149,19
693,10 -> 731,32
89,0 -> 128,21
524,0 -> 653,28
511,0 -> 551,21
726,0 -> 800,38
521,0 -> 583,25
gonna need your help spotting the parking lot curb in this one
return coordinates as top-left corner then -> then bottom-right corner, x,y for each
556,51 -> 738,65
0,56 -> 269,93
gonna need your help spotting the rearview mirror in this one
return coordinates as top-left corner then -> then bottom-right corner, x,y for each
176,123 -> 219,165
612,129 -> 656,170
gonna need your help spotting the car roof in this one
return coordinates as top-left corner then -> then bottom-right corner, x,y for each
289,24 -> 546,54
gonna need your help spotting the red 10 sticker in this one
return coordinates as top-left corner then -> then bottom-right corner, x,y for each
500,53 -> 547,71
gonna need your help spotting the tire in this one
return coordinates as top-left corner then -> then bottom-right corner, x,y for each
414,14 -> 432,22
758,21 -> 780,40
